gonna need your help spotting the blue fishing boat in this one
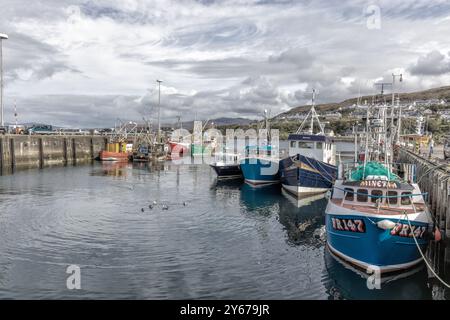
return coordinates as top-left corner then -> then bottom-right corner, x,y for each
325,96 -> 434,276
279,151 -> 337,196
240,145 -> 279,185
326,162 -> 431,274
279,90 -> 337,197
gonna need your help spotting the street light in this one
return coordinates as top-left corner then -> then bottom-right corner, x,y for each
0,33 -> 8,127
156,79 -> 163,143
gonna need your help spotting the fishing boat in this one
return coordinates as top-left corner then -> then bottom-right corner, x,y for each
169,141 -> 190,157
279,90 -> 337,197
240,145 -> 279,185
99,142 -> 130,162
131,144 -> 151,162
191,119 -> 219,157
325,90 -> 434,276
326,162 -> 431,274
239,110 -> 279,185
99,120 -> 137,162
210,151 -> 242,179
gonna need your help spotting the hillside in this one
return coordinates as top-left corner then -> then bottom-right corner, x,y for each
215,85 -> 450,140
167,117 -> 253,130
277,85 -> 450,117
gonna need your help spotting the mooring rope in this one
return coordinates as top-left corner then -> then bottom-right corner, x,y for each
403,212 -> 450,289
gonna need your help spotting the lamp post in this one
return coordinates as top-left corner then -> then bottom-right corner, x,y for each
156,80 -> 163,143
0,33 -> 8,127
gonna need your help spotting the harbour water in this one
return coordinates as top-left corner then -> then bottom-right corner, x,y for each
0,161 -> 445,299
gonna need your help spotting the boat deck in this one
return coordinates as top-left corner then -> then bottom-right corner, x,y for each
330,199 -> 426,215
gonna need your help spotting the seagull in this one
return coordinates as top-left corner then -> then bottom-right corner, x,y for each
183,202 -> 187,206
149,204 -> 153,209
152,200 -> 157,205
141,208 -> 145,213
162,205 -> 169,210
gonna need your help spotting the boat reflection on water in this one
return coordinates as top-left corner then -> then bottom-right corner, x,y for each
90,161 -> 130,178
323,249 -> 431,300
239,182 -> 281,214
281,188 -> 326,208
278,190 -> 327,246
213,178 -> 243,190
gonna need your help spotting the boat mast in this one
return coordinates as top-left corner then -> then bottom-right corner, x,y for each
296,88 -> 324,135
396,96 -> 402,144
310,90 -> 315,134
362,103 -> 369,178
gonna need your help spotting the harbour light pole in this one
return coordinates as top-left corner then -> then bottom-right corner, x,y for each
156,79 -> 163,143
0,33 -> 8,127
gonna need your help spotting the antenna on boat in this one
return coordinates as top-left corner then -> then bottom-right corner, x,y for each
296,88 -> 325,135
374,82 -> 392,105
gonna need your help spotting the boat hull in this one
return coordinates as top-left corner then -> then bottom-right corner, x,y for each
210,163 -> 242,179
239,157 -> 279,185
279,155 -> 337,197
169,141 -> 189,158
99,151 -> 129,162
325,200 -> 429,274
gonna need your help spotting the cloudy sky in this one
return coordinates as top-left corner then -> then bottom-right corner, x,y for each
1,0 -> 450,127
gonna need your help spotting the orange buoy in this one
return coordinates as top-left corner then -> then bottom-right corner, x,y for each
434,227 -> 442,242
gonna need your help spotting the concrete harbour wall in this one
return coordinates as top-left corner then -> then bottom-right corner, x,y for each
0,135 -> 108,173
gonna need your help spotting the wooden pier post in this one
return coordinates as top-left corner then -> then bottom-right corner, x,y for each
9,138 -> 15,171
72,138 -> 76,165
38,137 -> 44,169
90,137 -> 94,160
0,137 -> 3,175
63,138 -> 68,165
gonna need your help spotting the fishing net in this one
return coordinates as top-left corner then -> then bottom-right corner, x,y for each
350,161 -> 399,181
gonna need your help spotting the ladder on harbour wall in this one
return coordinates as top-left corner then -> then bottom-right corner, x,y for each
397,147 -> 450,286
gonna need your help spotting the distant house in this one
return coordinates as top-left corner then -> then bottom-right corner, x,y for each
287,113 -> 308,120
322,112 -> 342,120
350,111 -> 366,119
413,99 -> 445,106
438,109 -> 450,115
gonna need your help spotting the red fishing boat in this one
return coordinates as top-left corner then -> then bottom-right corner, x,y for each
169,141 -> 190,159
99,150 -> 129,162
99,143 -> 130,162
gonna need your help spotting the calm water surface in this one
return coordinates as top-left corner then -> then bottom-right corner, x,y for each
0,162 -> 444,299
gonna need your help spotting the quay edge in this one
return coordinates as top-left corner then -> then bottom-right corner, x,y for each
0,135 -> 108,173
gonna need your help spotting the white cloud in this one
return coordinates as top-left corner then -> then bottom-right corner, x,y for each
1,0 -> 450,127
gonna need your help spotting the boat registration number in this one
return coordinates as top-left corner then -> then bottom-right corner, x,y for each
331,218 -> 365,233
390,223 -> 427,239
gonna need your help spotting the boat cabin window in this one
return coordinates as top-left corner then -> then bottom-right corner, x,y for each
298,142 -> 314,149
387,191 -> 398,205
344,188 -> 354,201
316,142 -> 323,149
371,190 -> 383,203
357,189 -> 368,202
401,192 -> 412,205
290,141 -> 296,148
